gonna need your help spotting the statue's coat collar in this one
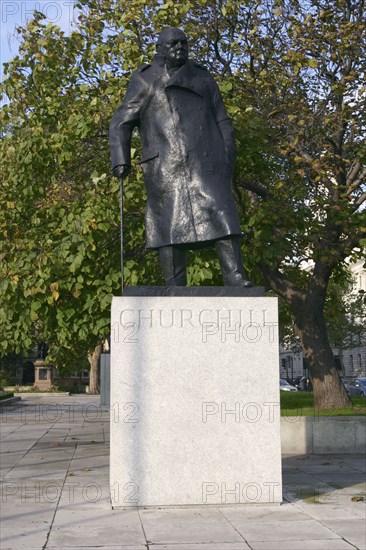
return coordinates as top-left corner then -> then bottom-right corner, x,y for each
151,55 -> 203,97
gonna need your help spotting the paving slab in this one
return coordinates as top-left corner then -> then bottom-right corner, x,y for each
0,441 -> 38,453
5,471 -> 68,481
283,456 -> 349,473
341,457 -> 366,472
152,545 -> 251,550
0,448 -> 26,459
0,479 -> 65,506
0,425 -> 23,435
1,396 -> 366,550
140,507 -> 244,544
250,540 -> 356,550
0,525 -> 51,549
47,547 -> 146,550
1,500 -> 55,521
320,518 -> 366,550
0,466 -> 17,478
231,519 -> 340,542
294,499 -> 366,520
57,482 -> 112,510
47,512 -> 146,547
219,503 -> 309,522
23,449 -> 76,461
283,481 -> 339,503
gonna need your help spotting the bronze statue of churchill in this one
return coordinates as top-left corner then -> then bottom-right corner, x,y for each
110,27 -> 252,287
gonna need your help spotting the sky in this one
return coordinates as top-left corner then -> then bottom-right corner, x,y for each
1,1 -> 77,71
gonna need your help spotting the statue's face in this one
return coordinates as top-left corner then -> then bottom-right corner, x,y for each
158,28 -> 188,68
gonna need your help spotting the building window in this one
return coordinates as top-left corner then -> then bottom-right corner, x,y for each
334,356 -> 342,371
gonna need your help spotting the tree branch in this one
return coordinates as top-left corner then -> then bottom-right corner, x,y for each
346,165 -> 366,193
346,160 -> 361,186
353,192 -> 366,209
261,264 -> 305,305
237,178 -> 269,199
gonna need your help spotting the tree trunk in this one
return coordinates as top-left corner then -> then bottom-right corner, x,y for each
262,265 -> 352,411
293,302 -> 351,410
88,343 -> 102,395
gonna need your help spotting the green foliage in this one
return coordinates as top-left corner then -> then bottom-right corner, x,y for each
0,352 -> 27,386
53,383 -> 87,394
0,4 -> 163,368
186,247 -> 222,285
324,269 -> 366,350
0,372 -> 14,388
225,0 -> 366,282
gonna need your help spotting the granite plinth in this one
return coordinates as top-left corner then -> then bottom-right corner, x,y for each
123,286 -> 265,297
110,295 -> 282,507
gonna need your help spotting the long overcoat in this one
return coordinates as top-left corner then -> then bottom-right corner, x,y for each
109,55 -> 242,249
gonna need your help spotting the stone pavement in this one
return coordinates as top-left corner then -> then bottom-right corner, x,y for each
0,395 -> 365,550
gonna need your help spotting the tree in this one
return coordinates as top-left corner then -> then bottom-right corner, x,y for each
1,0 -> 365,407
185,0 -> 365,408
279,266 -> 366,374
236,0 -> 366,409
0,5 -> 161,389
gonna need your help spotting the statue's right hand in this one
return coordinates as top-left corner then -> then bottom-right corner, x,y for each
112,165 -> 130,179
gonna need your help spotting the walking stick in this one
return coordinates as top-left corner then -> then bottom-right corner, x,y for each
119,176 -> 124,295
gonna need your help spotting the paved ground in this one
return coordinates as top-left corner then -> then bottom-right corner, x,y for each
0,395 -> 365,550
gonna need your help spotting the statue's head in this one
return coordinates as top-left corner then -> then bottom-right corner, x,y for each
156,27 -> 188,69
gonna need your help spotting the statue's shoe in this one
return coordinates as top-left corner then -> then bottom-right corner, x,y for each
225,273 -> 254,287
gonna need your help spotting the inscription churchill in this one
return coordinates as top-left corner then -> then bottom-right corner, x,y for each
118,308 -> 274,327
111,308 -> 278,345
109,27 -> 253,287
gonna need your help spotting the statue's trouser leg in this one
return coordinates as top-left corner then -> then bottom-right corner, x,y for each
159,245 -> 187,286
215,237 -> 253,287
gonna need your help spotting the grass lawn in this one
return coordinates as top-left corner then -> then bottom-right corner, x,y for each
3,385 -> 78,393
281,391 -> 366,416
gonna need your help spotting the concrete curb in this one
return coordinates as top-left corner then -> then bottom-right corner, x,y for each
281,415 -> 366,454
0,396 -> 21,406
14,392 -> 71,397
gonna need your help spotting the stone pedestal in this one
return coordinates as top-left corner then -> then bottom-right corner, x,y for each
100,353 -> 111,407
110,290 -> 282,507
34,359 -> 52,390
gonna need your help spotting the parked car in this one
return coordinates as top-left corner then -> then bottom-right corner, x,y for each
348,378 -> 366,397
280,378 -> 298,392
